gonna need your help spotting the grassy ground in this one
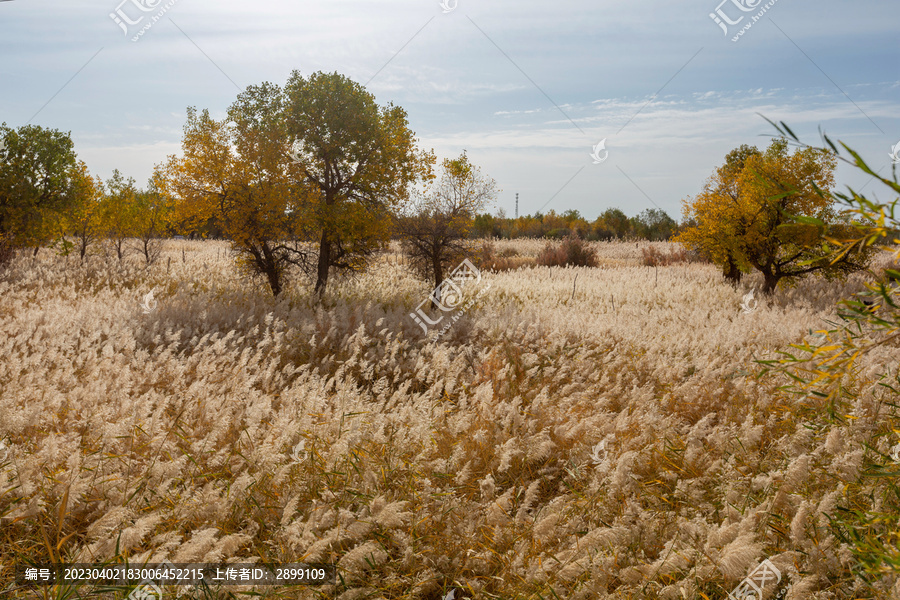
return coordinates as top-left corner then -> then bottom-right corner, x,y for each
1,239 -> 898,599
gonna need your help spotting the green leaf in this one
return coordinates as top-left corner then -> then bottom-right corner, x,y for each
791,214 -> 826,226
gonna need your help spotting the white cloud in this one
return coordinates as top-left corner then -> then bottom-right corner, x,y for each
0,0 -> 896,218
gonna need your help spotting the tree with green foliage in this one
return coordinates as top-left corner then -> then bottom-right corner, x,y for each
472,213 -> 500,238
561,209 -> 582,225
631,208 -> 677,241
0,123 -> 82,262
131,179 -> 170,265
594,207 -> 631,240
285,70 -> 435,295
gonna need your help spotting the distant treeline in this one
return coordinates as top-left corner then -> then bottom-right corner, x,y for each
183,209 -> 900,245
471,208 -> 681,241
179,208 -> 681,242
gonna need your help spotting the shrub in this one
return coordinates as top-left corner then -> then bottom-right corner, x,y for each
472,240 -> 496,265
536,234 -> 598,267
641,245 -> 701,266
545,228 -> 571,239
473,241 -> 533,271
642,246 -> 673,266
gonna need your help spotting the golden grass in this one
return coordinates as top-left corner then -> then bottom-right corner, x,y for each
0,240 -> 898,599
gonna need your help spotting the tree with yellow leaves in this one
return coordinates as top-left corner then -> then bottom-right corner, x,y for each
64,162 -> 104,261
676,138 -> 873,294
99,169 -> 140,261
157,72 -> 432,297
675,144 -> 759,284
395,151 -> 496,294
155,82 -> 308,296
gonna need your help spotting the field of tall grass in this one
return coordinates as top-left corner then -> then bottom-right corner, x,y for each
2,239 -> 899,599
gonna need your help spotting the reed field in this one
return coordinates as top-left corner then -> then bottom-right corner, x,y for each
1,239 -> 899,599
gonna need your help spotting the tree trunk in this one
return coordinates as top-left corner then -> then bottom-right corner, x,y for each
762,270 -> 780,295
430,247 -> 444,310
723,255 -> 742,285
264,262 -> 282,296
315,229 -> 331,296
261,242 -> 282,297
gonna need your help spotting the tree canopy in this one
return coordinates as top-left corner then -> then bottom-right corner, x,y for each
155,97 -> 303,296
0,123 -> 83,256
155,71 -> 434,297
284,70 -> 434,294
675,138 -> 873,294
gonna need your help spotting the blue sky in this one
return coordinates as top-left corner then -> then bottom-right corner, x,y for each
1,0 -> 897,220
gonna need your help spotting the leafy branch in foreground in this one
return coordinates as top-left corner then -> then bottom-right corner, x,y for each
759,119 -> 900,411
759,118 -> 900,579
